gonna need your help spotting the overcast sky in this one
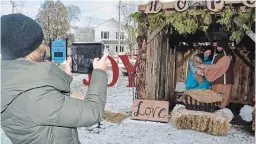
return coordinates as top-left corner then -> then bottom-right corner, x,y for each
1,0 -> 149,27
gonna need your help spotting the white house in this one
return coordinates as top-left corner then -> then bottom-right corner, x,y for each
94,18 -> 129,58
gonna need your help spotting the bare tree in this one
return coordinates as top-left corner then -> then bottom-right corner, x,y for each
66,32 -> 75,48
10,0 -> 25,13
67,5 -> 81,22
36,0 -> 81,47
117,1 -> 138,57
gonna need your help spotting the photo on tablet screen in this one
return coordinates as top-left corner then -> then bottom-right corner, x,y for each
71,43 -> 104,74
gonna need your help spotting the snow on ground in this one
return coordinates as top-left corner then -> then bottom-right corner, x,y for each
1,68 -> 255,144
70,69 -> 134,114
239,105 -> 254,122
77,118 -> 254,144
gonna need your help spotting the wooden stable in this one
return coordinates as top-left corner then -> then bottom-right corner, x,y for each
142,31 -> 255,105
134,1 -> 255,107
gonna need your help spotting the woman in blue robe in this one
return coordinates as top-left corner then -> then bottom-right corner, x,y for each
186,47 -> 214,90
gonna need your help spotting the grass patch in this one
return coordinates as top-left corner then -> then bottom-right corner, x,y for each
103,111 -> 128,124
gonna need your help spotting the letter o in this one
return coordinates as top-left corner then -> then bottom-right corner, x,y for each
145,107 -> 151,115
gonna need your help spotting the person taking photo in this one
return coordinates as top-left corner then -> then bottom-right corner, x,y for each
1,13 -> 108,144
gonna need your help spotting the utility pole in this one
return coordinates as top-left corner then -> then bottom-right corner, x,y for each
88,16 -> 92,27
117,0 -> 121,63
10,0 -> 15,13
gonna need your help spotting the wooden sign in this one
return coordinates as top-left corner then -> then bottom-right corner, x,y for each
188,1 -> 206,8
206,0 -> 225,12
240,6 -> 250,12
131,99 -> 169,122
242,0 -> 256,7
174,0 -> 189,12
140,1 -> 255,13
145,0 -> 162,14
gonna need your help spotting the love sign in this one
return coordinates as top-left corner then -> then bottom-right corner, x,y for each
131,100 -> 169,122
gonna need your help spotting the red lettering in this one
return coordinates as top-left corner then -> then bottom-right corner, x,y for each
83,56 -> 119,87
107,56 -> 119,87
83,74 -> 92,86
119,55 -> 138,87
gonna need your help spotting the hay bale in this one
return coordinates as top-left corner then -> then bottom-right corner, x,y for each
217,108 -> 234,122
103,111 -> 128,124
171,105 -> 231,136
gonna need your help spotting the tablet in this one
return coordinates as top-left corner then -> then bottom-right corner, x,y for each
70,43 -> 104,74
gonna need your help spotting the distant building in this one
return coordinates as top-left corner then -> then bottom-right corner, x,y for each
94,18 -> 129,58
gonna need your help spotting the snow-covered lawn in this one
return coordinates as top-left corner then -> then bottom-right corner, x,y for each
1,70 -> 255,144
78,119 -> 254,144
70,70 -> 134,114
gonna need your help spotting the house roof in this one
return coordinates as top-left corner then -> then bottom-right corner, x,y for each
94,18 -> 124,28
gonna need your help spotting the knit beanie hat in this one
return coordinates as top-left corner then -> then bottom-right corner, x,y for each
1,13 -> 44,60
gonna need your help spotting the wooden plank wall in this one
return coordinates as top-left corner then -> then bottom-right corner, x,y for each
230,51 -> 255,104
144,32 -> 254,105
175,50 -> 197,83
145,30 -> 176,101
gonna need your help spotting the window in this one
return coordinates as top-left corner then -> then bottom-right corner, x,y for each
116,32 -> 125,39
121,33 -> 125,39
116,46 -> 124,52
120,46 -> 124,52
101,31 -> 109,39
105,45 -> 110,51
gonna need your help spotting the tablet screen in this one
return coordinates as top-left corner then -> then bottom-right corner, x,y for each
71,43 -> 103,74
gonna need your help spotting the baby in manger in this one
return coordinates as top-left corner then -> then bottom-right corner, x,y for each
184,41 -> 235,109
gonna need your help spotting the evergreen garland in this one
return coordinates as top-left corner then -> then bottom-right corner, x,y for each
129,6 -> 255,43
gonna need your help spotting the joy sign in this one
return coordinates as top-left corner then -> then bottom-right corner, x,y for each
83,55 -> 138,87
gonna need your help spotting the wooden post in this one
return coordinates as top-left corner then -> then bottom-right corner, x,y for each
172,46 -> 176,103
136,37 -> 147,99
232,48 -> 254,71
